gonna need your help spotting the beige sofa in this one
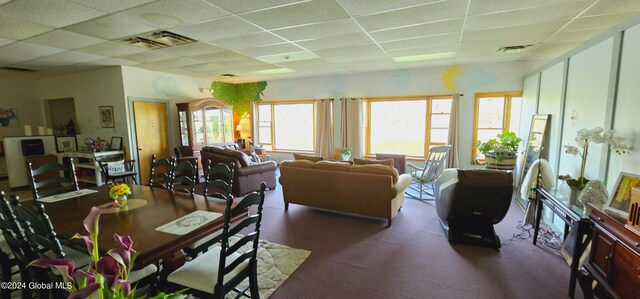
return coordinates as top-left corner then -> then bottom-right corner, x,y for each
279,160 -> 411,226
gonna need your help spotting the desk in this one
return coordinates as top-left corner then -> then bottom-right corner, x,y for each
25,185 -> 244,269
534,188 -> 594,298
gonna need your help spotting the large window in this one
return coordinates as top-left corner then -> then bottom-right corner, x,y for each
473,92 -> 523,161
256,101 -> 315,152
364,96 -> 452,158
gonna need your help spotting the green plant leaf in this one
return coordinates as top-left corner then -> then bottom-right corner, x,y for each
211,81 -> 267,115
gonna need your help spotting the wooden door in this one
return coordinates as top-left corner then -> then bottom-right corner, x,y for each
133,101 -> 169,185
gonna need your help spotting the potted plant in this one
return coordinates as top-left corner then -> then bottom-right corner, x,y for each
340,147 -> 352,161
476,131 -> 522,170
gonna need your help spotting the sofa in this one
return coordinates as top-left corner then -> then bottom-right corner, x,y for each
279,159 -> 412,226
200,146 -> 277,196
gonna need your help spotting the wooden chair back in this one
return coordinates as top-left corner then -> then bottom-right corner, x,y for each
27,160 -> 79,199
203,160 -> 234,199
172,157 -> 198,194
149,154 -> 174,190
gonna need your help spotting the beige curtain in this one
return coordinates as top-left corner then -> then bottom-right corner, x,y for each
339,97 -> 363,159
314,99 -> 334,159
446,93 -> 460,168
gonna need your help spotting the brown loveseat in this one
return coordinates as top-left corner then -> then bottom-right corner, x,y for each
279,160 -> 411,226
200,146 -> 277,195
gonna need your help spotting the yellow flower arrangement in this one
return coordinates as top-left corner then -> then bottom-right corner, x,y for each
109,183 -> 131,201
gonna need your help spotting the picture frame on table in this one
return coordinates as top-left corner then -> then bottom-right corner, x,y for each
55,136 -> 77,153
99,106 -> 115,128
605,172 -> 640,218
110,136 -> 122,150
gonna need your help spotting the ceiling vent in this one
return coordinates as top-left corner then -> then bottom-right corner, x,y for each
122,31 -> 197,49
0,66 -> 37,72
496,44 -> 535,54
219,74 -> 237,77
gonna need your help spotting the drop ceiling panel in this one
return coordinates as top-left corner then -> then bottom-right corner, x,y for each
240,0 -> 350,30
192,50 -> 254,63
324,51 -> 389,63
25,51 -> 107,65
313,44 -> 383,57
0,42 -> 65,59
154,57 -> 203,67
24,29 -> 106,50
296,33 -> 373,51
546,29 -> 602,43
256,51 -> 319,63
0,52 -> 33,66
583,0 -> 640,17
356,0 -> 468,32
387,45 -> 460,57
0,16 -> 53,40
214,58 -> 277,69
118,50 -> 178,62
68,0 -> 157,13
336,0 -> 440,17
0,0 -> 106,28
172,16 -> 262,42
89,57 -> 140,66
156,42 -> 226,57
564,13 -> 635,31
463,21 -> 564,41
465,2 -> 594,30
64,15 -> 157,40
238,43 -> 306,57
378,33 -> 460,51
205,0 -> 308,14
0,37 -> 14,47
369,19 -> 464,42
178,62 -> 223,72
467,0 -> 586,16
271,18 -> 362,41
208,32 -> 287,50
529,41 -> 582,58
76,41 -> 148,57
116,0 -> 230,28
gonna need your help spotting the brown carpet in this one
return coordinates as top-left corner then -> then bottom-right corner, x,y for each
229,178 -> 581,299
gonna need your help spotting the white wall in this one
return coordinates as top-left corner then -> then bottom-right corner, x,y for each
537,62 -> 566,179
263,61 -> 526,167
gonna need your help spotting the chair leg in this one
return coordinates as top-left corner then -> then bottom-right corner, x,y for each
249,262 -> 260,299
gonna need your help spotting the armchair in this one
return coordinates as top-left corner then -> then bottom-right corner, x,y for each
434,168 -> 513,248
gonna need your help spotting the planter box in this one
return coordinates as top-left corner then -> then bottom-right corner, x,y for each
484,151 -> 517,170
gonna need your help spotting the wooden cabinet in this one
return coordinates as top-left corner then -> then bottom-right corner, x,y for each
176,98 -> 234,158
580,207 -> 640,299
59,151 -> 124,187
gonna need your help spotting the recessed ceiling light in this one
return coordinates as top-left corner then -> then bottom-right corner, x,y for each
496,44 -> 535,54
252,68 -> 295,75
393,52 -> 456,63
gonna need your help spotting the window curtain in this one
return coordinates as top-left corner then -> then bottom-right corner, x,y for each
314,99 -> 334,159
446,93 -> 460,168
339,97 -> 363,159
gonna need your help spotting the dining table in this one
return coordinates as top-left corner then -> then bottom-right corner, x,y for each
23,184 -> 245,272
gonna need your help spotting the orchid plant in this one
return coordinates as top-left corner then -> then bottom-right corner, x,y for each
564,127 -> 631,190
29,203 -> 182,299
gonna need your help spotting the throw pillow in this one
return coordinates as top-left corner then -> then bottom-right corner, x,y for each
293,153 -> 323,162
315,160 -> 350,172
353,158 -> 394,168
280,160 -> 315,168
349,164 -> 399,183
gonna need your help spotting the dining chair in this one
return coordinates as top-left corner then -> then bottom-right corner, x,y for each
172,157 -> 198,194
183,161 -> 234,259
167,182 -> 267,298
0,236 -> 17,299
405,145 -> 452,201
27,160 -> 80,200
98,159 -> 138,185
149,154 -> 174,189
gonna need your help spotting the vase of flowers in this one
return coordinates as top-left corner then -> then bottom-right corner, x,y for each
340,147 -> 352,161
0,108 -> 17,127
564,127 -> 630,192
109,183 -> 131,206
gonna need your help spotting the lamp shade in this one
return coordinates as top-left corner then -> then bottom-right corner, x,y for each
236,124 -> 243,131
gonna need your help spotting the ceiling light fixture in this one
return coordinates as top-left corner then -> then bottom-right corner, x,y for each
393,52 -> 457,63
122,31 -> 196,50
496,44 -> 535,54
252,68 -> 295,75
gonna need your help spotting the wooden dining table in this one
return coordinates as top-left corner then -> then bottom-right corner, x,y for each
24,184 -> 244,271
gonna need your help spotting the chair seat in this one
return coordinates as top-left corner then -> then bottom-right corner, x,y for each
109,171 -> 137,178
167,245 -> 248,294
129,263 -> 158,283
0,236 -> 12,259
184,230 -> 222,254
410,171 -> 437,183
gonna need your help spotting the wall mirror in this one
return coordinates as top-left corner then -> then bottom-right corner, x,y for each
517,114 -> 551,209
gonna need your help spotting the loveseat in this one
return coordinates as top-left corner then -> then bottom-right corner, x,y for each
200,146 -> 277,195
279,159 -> 411,226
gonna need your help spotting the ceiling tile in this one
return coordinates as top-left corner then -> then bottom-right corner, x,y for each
156,42 -> 226,57
313,44 -> 383,57
205,0 -> 308,14
529,41 -> 582,58
275,58 -> 331,69
191,50 -> 254,63
356,0 -> 468,31
208,32 -> 287,50
369,19 -> 464,42
378,33 -> 460,51
76,41 -> 148,57
25,51 -> 106,65
387,45 -> 460,57
0,15 -> 53,40
468,0 -> 584,16
324,51 -> 389,63
0,37 -> 14,47
336,0 -> 440,16
465,1 -> 594,30
0,42 -> 65,59
64,15 -> 157,40
583,0 -> 640,17
256,51 -> 319,63
89,57 -> 140,66
24,29 -> 106,50
154,57 -> 203,67
238,43 -> 306,57
178,62 -> 223,72
214,58 -> 277,68
0,52 -> 33,66
0,0 -> 106,28
240,1 -> 349,30
271,18 -> 363,41
116,0 -> 230,28
172,16 -> 262,42
118,50 -> 178,62
564,13 -> 635,31
546,29 -> 602,43
296,33 -> 373,51
68,0 -> 157,13
463,21 -> 564,41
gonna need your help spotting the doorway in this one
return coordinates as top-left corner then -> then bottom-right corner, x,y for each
45,98 -> 77,134
130,99 -> 169,185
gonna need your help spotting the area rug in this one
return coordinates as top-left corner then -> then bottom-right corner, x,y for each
226,237 -> 311,299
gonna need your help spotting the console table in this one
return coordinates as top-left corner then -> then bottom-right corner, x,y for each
579,207 -> 640,299
534,188 -> 594,298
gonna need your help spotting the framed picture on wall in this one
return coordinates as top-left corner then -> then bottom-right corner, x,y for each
55,136 -> 77,153
605,172 -> 640,217
110,137 -> 122,150
99,106 -> 115,128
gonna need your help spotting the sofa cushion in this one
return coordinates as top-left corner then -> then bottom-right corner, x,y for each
314,160 -> 350,172
293,153 -> 323,162
222,148 -> 251,167
350,164 -> 399,183
280,160 -> 315,168
353,158 -> 394,168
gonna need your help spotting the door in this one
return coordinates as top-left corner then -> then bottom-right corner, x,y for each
133,101 -> 169,185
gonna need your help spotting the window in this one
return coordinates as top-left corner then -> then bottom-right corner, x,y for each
473,92 -> 523,161
364,96 -> 452,158
256,101 -> 315,152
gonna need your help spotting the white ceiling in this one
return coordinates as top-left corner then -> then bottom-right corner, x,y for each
0,0 -> 638,82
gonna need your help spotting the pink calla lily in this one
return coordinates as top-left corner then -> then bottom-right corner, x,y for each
83,203 -> 120,236
113,234 -> 135,253
96,255 -> 121,277
71,233 -> 94,254
72,269 -> 96,285
107,248 -> 131,270
29,258 -> 75,285
68,283 -> 100,299
113,279 -> 132,296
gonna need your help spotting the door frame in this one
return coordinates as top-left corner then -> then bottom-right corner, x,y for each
127,97 -> 172,180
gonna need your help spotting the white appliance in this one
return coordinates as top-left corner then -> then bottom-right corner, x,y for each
3,136 -> 56,189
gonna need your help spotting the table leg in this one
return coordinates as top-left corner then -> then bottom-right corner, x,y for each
568,222 -> 587,298
533,194 -> 544,245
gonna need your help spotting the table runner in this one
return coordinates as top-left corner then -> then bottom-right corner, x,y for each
155,210 -> 223,235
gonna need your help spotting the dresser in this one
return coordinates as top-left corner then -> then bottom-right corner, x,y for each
579,207 -> 640,299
